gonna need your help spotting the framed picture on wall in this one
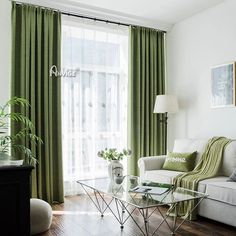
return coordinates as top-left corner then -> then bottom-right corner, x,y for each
211,62 -> 236,108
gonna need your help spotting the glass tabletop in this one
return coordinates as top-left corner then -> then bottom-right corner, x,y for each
77,176 -> 207,209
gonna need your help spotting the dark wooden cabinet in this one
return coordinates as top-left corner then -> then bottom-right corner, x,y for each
0,166 -> 33,236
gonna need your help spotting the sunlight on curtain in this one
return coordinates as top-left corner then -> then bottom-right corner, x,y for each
61,17 -> 128,196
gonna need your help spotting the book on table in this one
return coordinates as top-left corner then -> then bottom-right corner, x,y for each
129,186 -> 170,195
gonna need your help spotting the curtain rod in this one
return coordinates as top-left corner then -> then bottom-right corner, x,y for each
13,1 -> 166,33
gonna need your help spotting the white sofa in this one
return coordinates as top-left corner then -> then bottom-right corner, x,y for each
138,139 -> 236,227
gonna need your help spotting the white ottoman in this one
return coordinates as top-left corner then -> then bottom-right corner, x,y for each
30,198 -> 52,235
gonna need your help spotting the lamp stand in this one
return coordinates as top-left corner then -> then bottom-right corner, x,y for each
160,112 -> 168,124
159,112 -> 168,154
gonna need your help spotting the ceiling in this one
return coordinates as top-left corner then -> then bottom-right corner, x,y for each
69,0 -> 225,24
24,0 -> 225,30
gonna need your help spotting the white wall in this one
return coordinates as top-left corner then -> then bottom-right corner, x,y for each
167,0 -> 236,150
0,0 -> 11,104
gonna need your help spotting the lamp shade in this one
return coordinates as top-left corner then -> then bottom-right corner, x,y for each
153,95 -> 179,113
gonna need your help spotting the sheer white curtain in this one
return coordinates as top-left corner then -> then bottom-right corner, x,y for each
61,16 -> 128,196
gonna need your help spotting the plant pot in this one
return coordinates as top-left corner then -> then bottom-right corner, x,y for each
0,153 -> 11,160
0,153 -> 23,166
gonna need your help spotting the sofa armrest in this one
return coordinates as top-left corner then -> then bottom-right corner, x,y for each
138,155 -> 167,180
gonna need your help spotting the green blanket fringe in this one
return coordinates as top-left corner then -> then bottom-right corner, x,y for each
170,137 -> 231,220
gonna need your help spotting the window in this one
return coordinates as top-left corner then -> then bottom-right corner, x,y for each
61,18 -> 128,195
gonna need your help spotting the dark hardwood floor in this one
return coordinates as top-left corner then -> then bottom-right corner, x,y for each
39,195 -> 236,236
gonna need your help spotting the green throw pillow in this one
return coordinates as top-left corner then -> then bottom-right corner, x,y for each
162,151 -> 197,172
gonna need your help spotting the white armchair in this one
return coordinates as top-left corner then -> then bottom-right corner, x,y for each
138,155 -> 167,181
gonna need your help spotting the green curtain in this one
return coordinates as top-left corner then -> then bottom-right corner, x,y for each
11,2 -> 64,203
129,26 -> 166,175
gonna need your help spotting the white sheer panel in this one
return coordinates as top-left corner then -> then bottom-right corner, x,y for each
61,17 -> 128,196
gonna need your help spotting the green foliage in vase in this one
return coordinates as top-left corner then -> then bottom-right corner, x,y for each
0,97 -> 42,165
97,148 -> 132,161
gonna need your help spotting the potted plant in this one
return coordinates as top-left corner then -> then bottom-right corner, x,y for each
0,97 -> 42,166
97,148 -> 131,180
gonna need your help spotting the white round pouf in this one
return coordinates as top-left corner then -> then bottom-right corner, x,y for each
30,198 -> 52,235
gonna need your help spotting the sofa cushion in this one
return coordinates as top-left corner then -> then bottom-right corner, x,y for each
145,170 -> 183,184
204,182 -> 236,206
173,139 -> 208,166
228,168 -> 236,182
220,141 -> 236,176
198,176 -> 228,193
163,151 -> 197,172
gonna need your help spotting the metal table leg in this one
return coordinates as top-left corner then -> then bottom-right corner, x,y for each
79,183 -> 113,217
79,183 -> 206,236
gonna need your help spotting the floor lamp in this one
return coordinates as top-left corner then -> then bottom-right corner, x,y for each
153,95 -> 179,152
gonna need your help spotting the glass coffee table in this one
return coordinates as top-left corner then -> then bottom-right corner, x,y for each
77,176 -> 207,236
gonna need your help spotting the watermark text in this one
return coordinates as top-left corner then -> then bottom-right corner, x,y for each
49,65 -> 80,78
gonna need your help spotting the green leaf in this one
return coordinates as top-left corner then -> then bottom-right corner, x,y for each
6,97 -> 30,107
11,144 -> 38,165
8,113 -> 34,129
0,97 -> 42,166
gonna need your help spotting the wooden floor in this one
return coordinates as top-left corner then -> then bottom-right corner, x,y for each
39,195 -> 236,236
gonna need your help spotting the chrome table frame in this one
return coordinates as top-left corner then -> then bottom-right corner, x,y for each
78,182 -> 207,236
